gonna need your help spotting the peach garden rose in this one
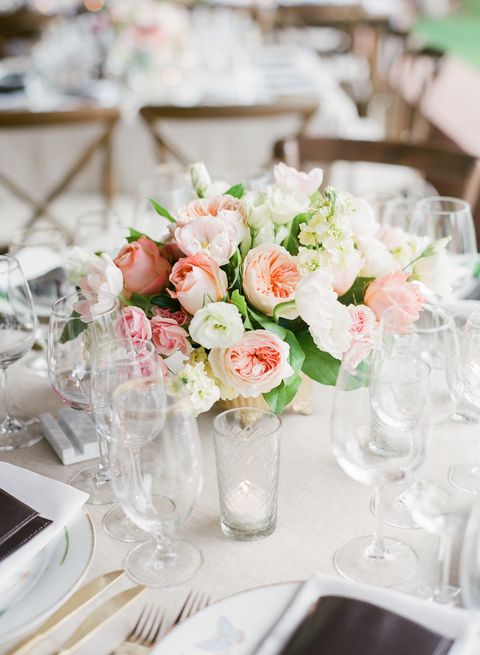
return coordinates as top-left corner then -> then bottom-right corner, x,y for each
175,195 -> 247,244
169,252 -> 228,315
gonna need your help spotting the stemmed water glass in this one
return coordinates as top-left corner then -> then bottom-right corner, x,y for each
74,209 -> 126,257
460,501 -> 480,608
9,226 -> 69,377
111,377 -> 203,587
410,197 -> 477,298
90,337 -> 161,542
47,291 -> 122,504
449,311 -> 480,493
331,350 -> 430,586
0,255 -> 42,451
371,303 -> 460,529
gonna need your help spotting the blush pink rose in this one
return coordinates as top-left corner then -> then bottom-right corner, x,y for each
153,307 -> 188,326
114,236 -> 171,298
364,271 -> 424,331
115,306 -> 152,344
175,216 -> 237,265
150,315 -> 191,357
344,304 -> 377,368
169,253 -> 228,315
208,329 -> 293,397
175,195 -> 247,244
242,244 -> 300,318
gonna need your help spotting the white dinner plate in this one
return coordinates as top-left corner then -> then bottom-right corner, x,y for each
0,510 -> 95,642
153,575 -> 472,655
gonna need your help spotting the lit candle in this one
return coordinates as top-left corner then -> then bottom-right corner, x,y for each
225,480 -> 268,529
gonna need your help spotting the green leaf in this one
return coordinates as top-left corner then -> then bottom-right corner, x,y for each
248,306 -> 286,339
263,374 -> 302,415
297,329 -> 340,386
126,227 -> 164,247
224,183 -> 245,199
338,277 -> 374,306
59,311 -> 88,344
222,248 -> 242,290
127,292 -> 153,315
474,260 -> 480,278
148,198 -> 176,223
272,300 -> 296,323
284,330 -> 305,374
281,212 -> 311,256
230,290 -> 253,329
150,295 -> 182,312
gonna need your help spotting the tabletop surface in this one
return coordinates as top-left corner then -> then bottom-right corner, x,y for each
0,351 -> 477,654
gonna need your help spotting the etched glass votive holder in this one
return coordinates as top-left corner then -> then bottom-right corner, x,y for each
213,408 -> 281,541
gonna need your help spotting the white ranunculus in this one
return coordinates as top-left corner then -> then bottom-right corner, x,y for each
295,270 -> 353,359
67,247 -> 96,286
412,250 -> 452,296
247,191 -> 271,229
266,185 -> 310,225
273,162 -> 323,197
357,237 -> 399,278
191,162 -> 211,197
189,302 -> 245,349
338,192 -> 379,240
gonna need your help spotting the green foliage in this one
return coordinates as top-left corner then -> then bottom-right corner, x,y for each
248,306 -> 286,339
281,212 -> 311,255
263,373 -> 302,415
284,330 -> 304,374
222,249 -> 242,291
272,300 -> 296,323
59,311 -> 87,344
148,198 -> 176,223
151,295 -> 182,312
338,277 -> 374,306
229,290 -> 253,329
297,330 -> 340,386
126,228 -> 163,247
224,183 -> 245,199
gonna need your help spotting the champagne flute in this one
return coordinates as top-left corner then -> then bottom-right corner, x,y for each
0,255 -> 42,451
9,226 -> 69,377
112,377 -> 203,587
331,350 -> 430,586
410,197 -> 477,298
90,337 -> 161,542
47,290 -> 122,504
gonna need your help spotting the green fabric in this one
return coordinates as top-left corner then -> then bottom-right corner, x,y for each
414,13 -> 480,70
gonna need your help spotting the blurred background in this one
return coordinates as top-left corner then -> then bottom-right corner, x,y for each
1,0 -> 480,248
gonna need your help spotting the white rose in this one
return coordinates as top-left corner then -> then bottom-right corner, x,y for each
338,192 -> 378,240
357,237 -> 399,278
274,162 -> 323,197
191,162 -> 211,197
189,302 -> 245,349
266,185 -> 310,225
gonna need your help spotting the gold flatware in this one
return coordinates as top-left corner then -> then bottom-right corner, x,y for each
53,585 -> 145,655
7,569 -> 125,655
112,604 -> 164,654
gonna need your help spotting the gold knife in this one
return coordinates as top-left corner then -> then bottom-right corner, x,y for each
53,585 -> 145,655
6,570 -> 125,655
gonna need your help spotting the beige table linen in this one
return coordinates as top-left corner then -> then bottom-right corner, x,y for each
0,353 -> 476,655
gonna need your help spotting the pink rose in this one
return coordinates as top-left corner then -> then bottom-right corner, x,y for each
344,304 -> 377,368
169,253 -> 228,315
114,236 -> 171,298
159,241 -> 184,265
175,216 -> 237,265
150,315 -> 191,357
365,271 -> 424,331
175,195 -> 247,244
157,356 -> 169,378
153,307 -> 188,326
116,306 -> 152,344
208,329 -> 293,397
274,162 -> 323,196
242,244 -> 300,317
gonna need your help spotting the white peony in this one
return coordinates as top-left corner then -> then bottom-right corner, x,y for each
273,162 -> 323,197
168,361 -> 220,416
189,302 -> 245,349
357,237 -> 399,278
295,270 -> 353,359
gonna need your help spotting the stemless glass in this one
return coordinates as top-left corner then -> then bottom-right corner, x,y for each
372,303 -> 460,528
9,226 -> 69,377
47,291 -> 122,504
74,209 -> 126,257
331,351 -> 430,586
449,311 -> 480,493
410,197 -> 477,297
0,255 -> 42,450
90,337 -> 160,542
111,378 -> 203,587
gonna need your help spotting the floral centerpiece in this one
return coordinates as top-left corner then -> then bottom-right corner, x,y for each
69,162 -> 449,415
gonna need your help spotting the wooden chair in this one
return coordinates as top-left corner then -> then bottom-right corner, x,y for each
273,137 -> 480,211
139,99 -> 319,166
0,106 -> 120,228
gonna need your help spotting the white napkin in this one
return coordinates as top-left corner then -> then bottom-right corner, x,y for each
0,462 -> 88,583
13,246 -> 65,281
254,574 -> 471,655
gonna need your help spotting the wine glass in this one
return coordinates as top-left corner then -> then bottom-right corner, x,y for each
372,303 -> 460,528
111,377 -> 203,587
460,501 -> 480,608
9,226 -> 69,377
382,196 -> 420,231
0,255 -> 42,451
90,337 -> 161,542
410,197 -> 477,298
47,291 -> 122,504
74,209 -> 126,257
449,311 -> 480,493
331,350 -> 430,586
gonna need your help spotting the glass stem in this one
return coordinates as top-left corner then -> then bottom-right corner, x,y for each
0,366 -> 14,428
434,534 -> 453,603
95,427 -> 111,480
153,533 -> 175,565
366,487 -> 387,559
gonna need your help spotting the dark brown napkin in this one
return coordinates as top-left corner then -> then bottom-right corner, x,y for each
278,595 -> 453,655
0,488 -> 52,562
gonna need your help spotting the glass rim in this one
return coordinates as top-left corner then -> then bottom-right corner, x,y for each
213,407 -> 282,437
112,375 -> 185,416
381,303 -> 454,334
466,310 -> 480,329
0,254 -> 22,272
415,196 -> 470,215
51,291 -> 119,319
